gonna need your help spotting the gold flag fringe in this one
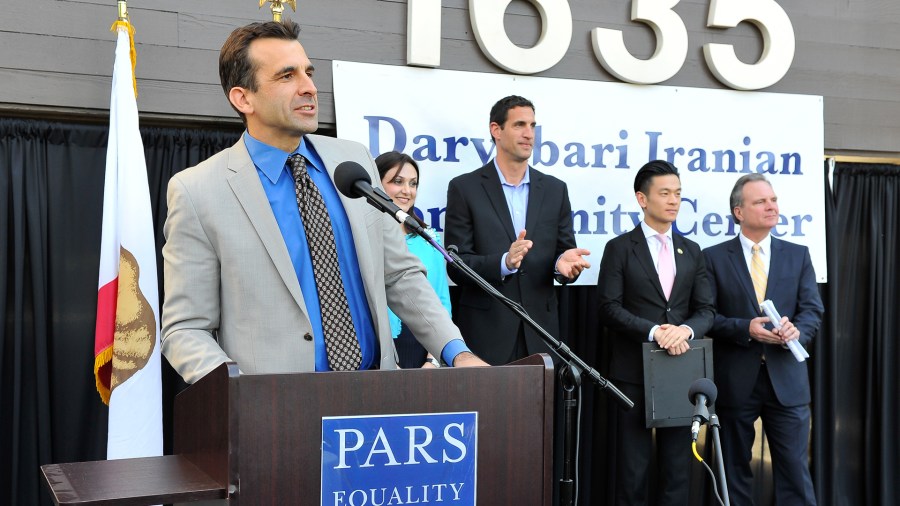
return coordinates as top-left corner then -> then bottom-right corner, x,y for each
110,19 -> 138,98
94,345 -> 113,405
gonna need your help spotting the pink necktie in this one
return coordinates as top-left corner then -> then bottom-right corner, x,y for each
656,234 -> 675,300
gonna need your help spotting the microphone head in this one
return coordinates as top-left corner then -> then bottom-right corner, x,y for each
446,245 -> 459,254
333,161 -> 372,199
688,378 -> 717,405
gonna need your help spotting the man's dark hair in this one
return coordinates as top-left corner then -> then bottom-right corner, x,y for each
488,95 -> 535,143
633,160 -> 680,194
219,19 -> 302,121
729,173 -> 772,224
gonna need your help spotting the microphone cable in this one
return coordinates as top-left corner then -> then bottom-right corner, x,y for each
692,439 -> 726,506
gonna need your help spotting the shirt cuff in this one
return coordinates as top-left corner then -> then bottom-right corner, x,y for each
680,325 -> 695,340
554,253 -> 564,275
441,339 -> 471,367
648,325 -> 659,342
500,253 -> 518,277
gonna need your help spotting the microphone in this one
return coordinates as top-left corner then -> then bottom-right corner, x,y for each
688,378 -> 717,441
333,161 -> 423,233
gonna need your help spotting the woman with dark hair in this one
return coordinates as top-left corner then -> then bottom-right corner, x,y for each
375,151 -> 452,369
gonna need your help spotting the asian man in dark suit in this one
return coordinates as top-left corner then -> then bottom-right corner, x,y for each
597,160 -> 715,505
443,95 -> 591,365
704,174 -> 823,506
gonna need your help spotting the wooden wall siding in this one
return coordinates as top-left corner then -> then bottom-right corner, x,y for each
0,0 -> 898,155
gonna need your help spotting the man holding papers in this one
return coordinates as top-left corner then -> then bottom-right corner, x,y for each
704,174 -> 824,506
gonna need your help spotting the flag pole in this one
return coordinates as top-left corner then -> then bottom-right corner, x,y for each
260,0 -> 297,22
110,1 -> 137,98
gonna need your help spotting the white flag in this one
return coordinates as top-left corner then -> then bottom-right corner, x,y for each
94,21 -> 163,460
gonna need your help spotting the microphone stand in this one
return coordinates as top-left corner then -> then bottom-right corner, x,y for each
435,234 -> 632,409
403,222 -> 633,506
709,414 -> 730,506
559,361 -> 582,506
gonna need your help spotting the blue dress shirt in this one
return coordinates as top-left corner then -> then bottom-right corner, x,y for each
245,133 -> 469,368
494,160 -> 530,277
245,132 -> 377,371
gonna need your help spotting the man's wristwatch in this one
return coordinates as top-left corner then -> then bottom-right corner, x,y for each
426,356 -> 441,368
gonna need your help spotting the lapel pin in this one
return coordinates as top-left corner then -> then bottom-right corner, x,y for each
677,248 -> 683,255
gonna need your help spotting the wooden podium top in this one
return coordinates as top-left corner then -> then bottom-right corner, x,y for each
40,455 -> 226,506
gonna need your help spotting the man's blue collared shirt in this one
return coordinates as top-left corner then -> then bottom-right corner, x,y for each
245,132 -> 377,371
494,159 -> 530,277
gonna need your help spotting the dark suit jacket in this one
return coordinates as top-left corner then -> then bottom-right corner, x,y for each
443,162 -> 578,365
597,226 -> 715,384
704,236 -> 823,407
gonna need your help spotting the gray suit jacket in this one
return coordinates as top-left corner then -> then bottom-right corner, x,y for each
161,135 -> 462,383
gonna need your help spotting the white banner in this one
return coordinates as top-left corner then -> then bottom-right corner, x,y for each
334,61 -> 826,285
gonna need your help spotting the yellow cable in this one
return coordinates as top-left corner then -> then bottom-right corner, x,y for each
692,441 -> 703,462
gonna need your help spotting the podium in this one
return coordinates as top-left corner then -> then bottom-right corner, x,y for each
41,355 -> 555,505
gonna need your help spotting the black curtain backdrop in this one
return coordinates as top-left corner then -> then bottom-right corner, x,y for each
814,163 -> 899,506
2,117 -> 897,506
0,118 -> 240,506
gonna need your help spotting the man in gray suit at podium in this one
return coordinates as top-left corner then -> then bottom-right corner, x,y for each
161,20 -> 486,384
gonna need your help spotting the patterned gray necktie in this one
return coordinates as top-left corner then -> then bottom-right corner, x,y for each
289,154 -> 362,371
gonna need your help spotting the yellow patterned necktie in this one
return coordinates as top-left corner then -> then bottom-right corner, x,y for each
750,244 -> 767,304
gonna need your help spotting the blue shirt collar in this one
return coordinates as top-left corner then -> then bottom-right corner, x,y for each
492,158 -> 530,188
243,132 -> 325,184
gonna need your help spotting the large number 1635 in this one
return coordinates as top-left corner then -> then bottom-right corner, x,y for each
407,0 -> 795,91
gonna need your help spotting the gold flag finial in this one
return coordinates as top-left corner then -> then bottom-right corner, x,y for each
260,0 -> 296,23
111,0 -> 137,98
